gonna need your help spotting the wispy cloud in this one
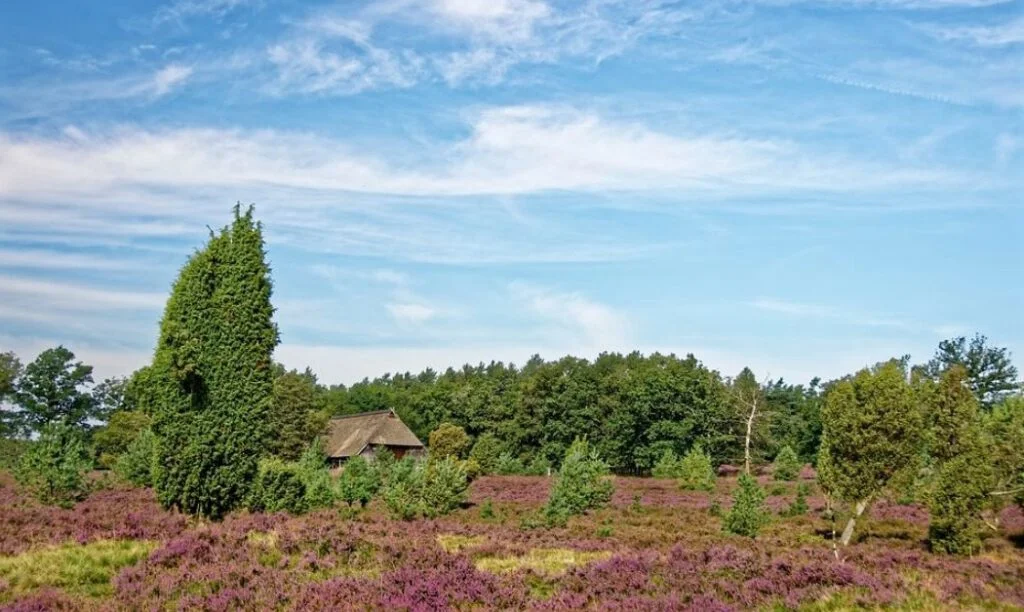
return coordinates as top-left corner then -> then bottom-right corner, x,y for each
750,297 -> 963,336
511,282 -> 630,348
0,275 -> 166,311
926,17 -> 1024,46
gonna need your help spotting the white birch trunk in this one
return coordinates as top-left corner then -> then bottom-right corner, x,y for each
839,499 -> 869,547
744,398 -> 757,475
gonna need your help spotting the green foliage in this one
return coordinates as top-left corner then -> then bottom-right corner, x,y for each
150,206 -> 279,519
461,458 -> 482,481
678,444 -> 716,492
0,438 -> 30,471
270,368 -> 328,461
924,334 -> 1019,410
480,498 -> 495,519
651,448 -> 682,479
772,445 -> 801,481
1,352 -> 25,439
14,346 -> 95,433
925,366 -> 985,463
382,456 -> 468,520
817,360 -> 923,505
985,396 -> 1024,510
496,452 -> 526,475
526,455 -> 551,476
15,421 -> 91,507
429,422 -> 471,460
114,428 -> 157,487
723,473 -> 769,538
247,458 -> 308,514
786,483 -> 810,516
469,432 -> 504,474
928,451 -> 992,555
295,440 -> 335,510
337,456 -> 380,507
372,447 -> 398,483
92,410 -> 152,469
543,438 -> 614,526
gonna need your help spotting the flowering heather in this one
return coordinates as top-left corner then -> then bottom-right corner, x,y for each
1,470 -> 1023,610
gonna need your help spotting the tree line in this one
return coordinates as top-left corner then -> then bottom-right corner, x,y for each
1,206 -> 1021,553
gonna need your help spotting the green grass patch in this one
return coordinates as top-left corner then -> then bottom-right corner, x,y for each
0,539 -> 155,601
475,548 -> 611,575
436,534 -> 487,553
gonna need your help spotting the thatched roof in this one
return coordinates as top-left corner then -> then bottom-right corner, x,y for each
324,409 -> 424,458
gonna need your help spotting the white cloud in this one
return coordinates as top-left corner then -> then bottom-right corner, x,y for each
511,282 -> 630,348
0,275 -> 166,311
927,18 -> 1024,46
750,297 -> 965,336
386,302 -> 439,324
0,248 -> 138,271
429,0 -> 551,43
151,64 -> 194,95
152,0 -> 255,25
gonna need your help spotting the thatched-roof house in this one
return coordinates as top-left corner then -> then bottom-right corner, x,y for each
323,409 -> 424,467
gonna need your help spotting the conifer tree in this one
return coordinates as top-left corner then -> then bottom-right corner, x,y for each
150,205 -> 279,519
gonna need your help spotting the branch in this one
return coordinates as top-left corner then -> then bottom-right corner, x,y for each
989,487 -> 1024,497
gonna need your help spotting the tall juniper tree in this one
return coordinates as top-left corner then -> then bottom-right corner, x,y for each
150,205 -> 279,519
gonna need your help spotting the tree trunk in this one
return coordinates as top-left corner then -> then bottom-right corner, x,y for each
744,399 -> 757,475
839,499 -> 869,547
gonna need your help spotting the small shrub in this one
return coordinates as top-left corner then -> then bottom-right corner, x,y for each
678,444 -> 716,492
15,422 -> 91,508
768,483 -> 787,496
114,428 -> 157,488
296,440 -> 335,510
723,472 -> 769,538
630,493 -> 644,514
496,452 -> 526,475
773,445 -> 801,481
480,498 -> 495,519
247,458 -> 307,514
469,433 -> 504,474
382,456 -> 468,520
652,448 -> 682,479
428,423 -> 471,460
337,456 -> 380,507
543,438 -> 614,527
461,458 -> 482,481
422,456 -> 469,516
372,447 -> 397,483
525,455 -> 551,476
709,499 -> 723,517
786,483 -> 810,516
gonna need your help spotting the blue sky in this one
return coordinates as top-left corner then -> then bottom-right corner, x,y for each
0,0 -> 1021,386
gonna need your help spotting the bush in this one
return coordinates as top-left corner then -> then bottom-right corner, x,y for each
337,456 -> 380,507
428,423 -> 471,460
469,433 -> 504,474
296,441 -> 335,510
247,458 -> 307,514
422,456 -> 469,516
372,447 -> 397,483
678,444 -> 716,492
114,428 -> 157,487
543,438 -> 614,527
928,453 -> 991,555
0,438 -> 31,471
652,449 -> 682,479
15,422 -> 91,508
786,483 -> 810,516
382,456 -> 468,520
460,458 -> 482,481
526,455 -> 551,476
773,445 -> 801,481
496,452 -> 526,475
723,473 -> 769,538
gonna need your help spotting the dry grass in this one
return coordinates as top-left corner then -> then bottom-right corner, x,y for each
0,539 -> 155,601
436,533 -> 488,553
475,548 -> 611,575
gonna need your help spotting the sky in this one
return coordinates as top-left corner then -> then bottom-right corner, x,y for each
0,0 -> 1021,387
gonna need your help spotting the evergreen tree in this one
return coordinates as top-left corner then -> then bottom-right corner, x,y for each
429,422 -> 471,460
544,438 -> 614,526
929,449 -> 991,555
114,428 -> 157,487
15,421 -> 92,507
925,335 -> 1019,410
651,448 -> 682,479
150,205 -> 279,519
270,368 -> 327,461
772,445 -> 801,481
468,432 -> 504,474
723,472 -> 769,537
818,360 -> 924,547
678,444 -> 716,492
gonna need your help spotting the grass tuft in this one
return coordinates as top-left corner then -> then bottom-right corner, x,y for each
436,534 -> 488,553
475,548 -> 611,575
0,539 -> 155,601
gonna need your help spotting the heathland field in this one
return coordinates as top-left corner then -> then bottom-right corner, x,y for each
2,470 -> 1023,611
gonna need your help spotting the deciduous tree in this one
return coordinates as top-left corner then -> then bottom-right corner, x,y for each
14,346 -> 95,433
